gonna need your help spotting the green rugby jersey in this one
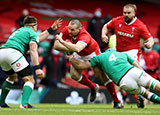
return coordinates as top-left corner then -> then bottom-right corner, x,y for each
1,26 -> 39,54
90,52 -> 135,85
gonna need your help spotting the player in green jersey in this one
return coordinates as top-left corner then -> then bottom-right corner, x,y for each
68,48 -> 160,105
0,16 -> 62,108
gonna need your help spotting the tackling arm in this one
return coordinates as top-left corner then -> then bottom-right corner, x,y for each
69,57 -> 91,70
39,18 -> 62,42
132,60 -> 143,70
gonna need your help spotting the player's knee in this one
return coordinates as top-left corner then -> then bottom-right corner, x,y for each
8,73 -> 18,82
154,82 -> 160,91
70,73 -> 79,81
22,75 -> 35,84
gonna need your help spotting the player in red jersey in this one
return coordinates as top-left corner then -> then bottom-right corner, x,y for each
102,4 -> 154,61
101,4 -> 154,108
54,20 -> 122,108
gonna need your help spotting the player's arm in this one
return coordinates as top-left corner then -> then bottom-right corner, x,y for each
140,24 -> 154,49
126,53 -> 143,70
53,39 -> 70,52
29,42 -> 39,66
56,35 -> 86,53
144,37 -> 154,49
69,57 -> 91,70
39,18 -> 62,42
29,42 -> 44,78
101,24 -> 109,43
132,60 -> 143,70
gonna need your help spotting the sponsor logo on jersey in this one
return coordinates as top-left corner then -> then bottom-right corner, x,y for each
117,31 -> 134,38
16,62 -> 21,67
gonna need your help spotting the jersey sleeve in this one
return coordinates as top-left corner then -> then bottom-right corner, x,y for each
89,56 -> 98,67
106,18 -> 116,30
78,33 -> 90,46
140,24 -> 152,41
30,32 -> 40,44
125,53 -> 135,64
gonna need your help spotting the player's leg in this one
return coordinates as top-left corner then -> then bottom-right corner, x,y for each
0,71 -> 17,108
70,65 -> 98,102
17,66 -> 35,108
93,66 -> 123,108
0,51 -> 17,108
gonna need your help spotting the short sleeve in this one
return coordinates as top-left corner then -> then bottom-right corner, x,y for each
106,18 -> 116,30
90,56 -> 98,67
30,32 -> 39,44
125,53 -> 135,64
78,33 -> 90,46
140,24 -> 152,41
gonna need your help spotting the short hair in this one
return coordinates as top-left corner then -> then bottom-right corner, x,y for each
24,16 -> 37,25
69,19 -> 81,29
124,4 -> 137,12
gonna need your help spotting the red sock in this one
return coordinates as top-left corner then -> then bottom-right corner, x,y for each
133,94 -> 138,102
106,82 -> 120,103
79,74 -> 96,89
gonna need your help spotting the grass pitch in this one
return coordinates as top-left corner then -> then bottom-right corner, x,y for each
0,104 -> 160,115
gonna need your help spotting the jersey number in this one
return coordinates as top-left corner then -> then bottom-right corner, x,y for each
109,53 -> 117,61
9,31 -> 18,38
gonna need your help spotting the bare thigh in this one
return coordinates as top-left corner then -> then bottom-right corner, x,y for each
70,64 -> 82,81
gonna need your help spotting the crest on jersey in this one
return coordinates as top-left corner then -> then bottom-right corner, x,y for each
132,27 -> 135,31
119,24 -> 122,27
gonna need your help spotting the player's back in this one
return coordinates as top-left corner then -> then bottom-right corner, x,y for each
90,52 -> 134,84
1,26 -> 38,54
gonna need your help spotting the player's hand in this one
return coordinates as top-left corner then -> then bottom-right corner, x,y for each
51,18 -> 63,30
35,69 -> 44,79
56,34 -> 64,43
66,54 -> 74,60
144,42 -> 152,49
102,35 -> 109,43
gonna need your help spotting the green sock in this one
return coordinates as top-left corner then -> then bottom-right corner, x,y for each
0,81 -> 13,105
22,83 -> 33,105
150,94 -> 160,103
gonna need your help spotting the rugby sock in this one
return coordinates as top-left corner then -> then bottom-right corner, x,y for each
133,94 -> 138,102
0,79 -> 14,105
122,91 -> 127,101
148,93 -> 160,103
78,74 -> 96,89
22,82 -> 34,105
104,80 -> 120,103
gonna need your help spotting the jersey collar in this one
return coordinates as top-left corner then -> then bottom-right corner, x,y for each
125,17 -> 137,25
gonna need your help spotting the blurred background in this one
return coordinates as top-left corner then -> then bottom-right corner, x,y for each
0,0 -> 159,105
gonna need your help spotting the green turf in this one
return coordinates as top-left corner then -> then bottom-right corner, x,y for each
0,104 -> 160,115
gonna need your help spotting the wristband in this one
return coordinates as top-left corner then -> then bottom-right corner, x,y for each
47,27 -> 56,35
33,65 -> 40,70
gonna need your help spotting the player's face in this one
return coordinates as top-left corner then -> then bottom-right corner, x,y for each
32,23 -> 38,32
123,7 -> 135,23
68,24 -> 80,37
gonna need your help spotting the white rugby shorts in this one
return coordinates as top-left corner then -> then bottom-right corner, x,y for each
0,48 -> 29,72
119,67 -> 153,95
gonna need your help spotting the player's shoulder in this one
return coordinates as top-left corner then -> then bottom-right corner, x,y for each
79,26 -> 88,36
135,18 -> 146,26
112,16 -> 123,21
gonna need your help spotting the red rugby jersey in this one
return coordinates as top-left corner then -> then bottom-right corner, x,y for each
106,16 -> 152,52
60,26 -> 100,56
